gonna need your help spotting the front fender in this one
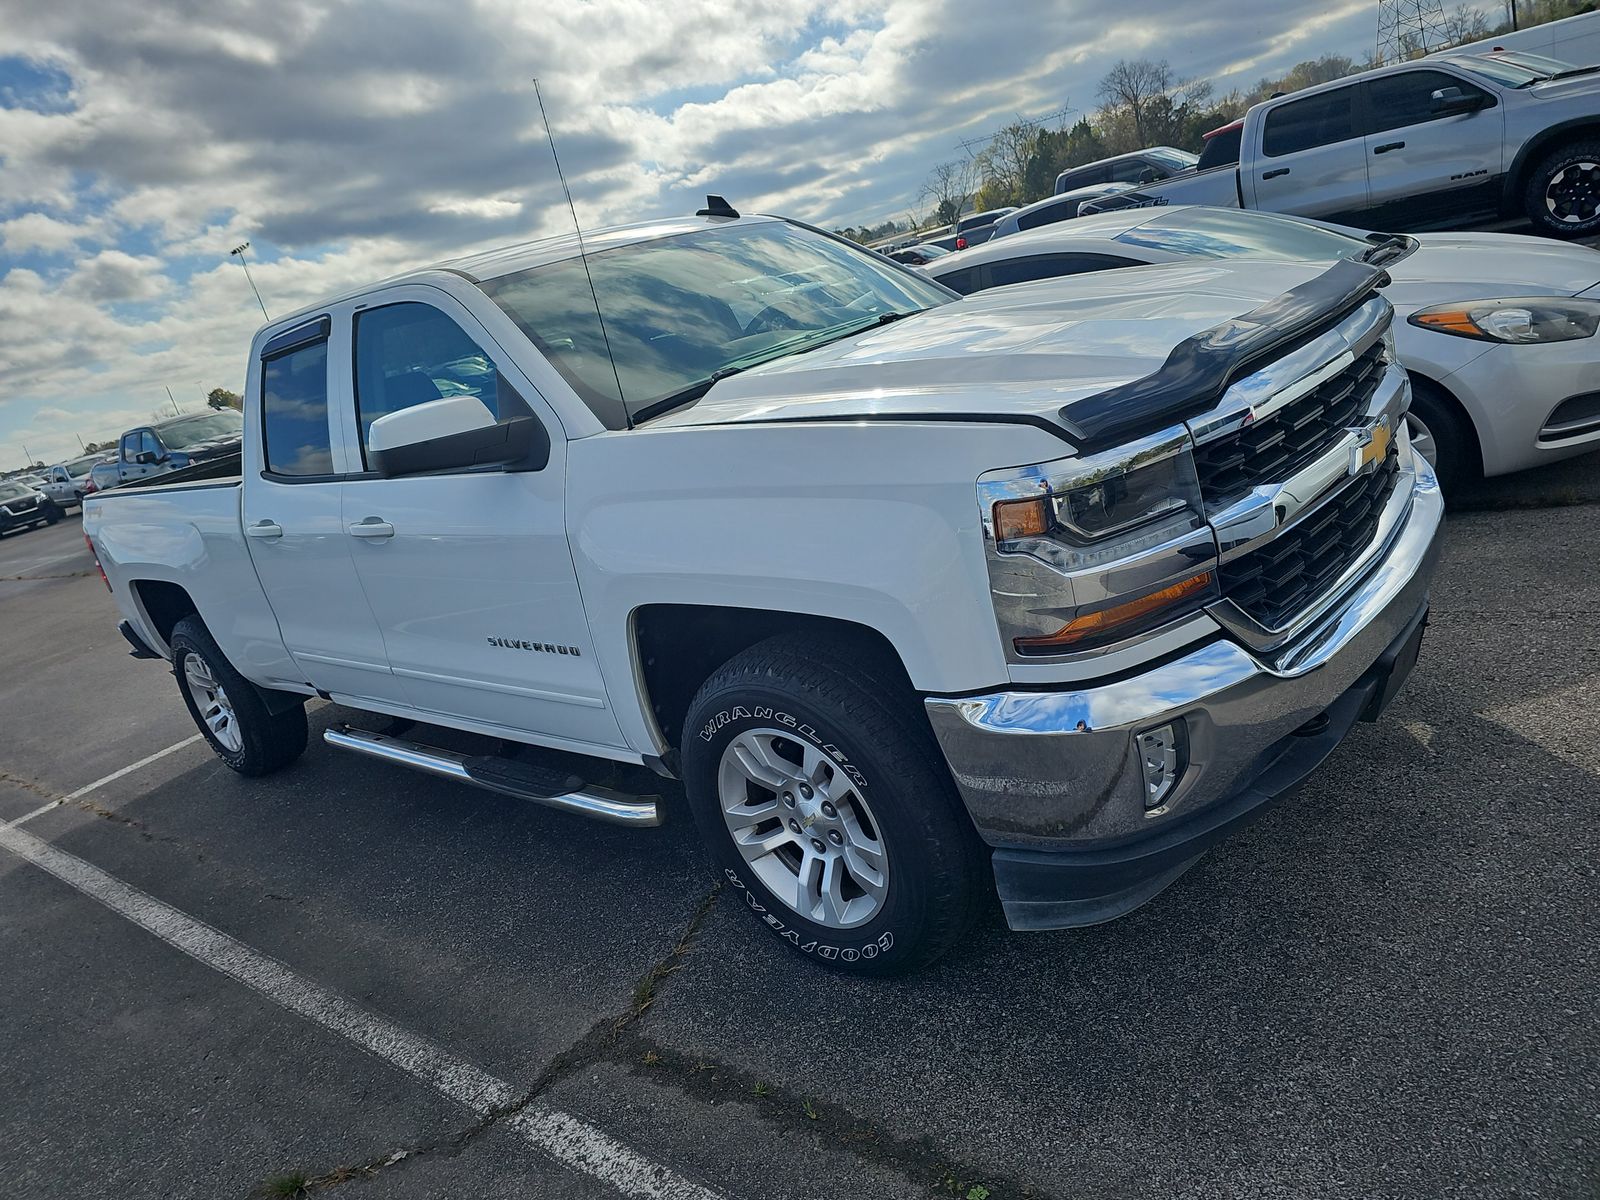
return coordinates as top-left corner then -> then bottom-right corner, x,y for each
567,420 -> 1065,755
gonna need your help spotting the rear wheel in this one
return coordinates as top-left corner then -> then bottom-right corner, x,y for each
681,634 -> 987,975
170,616 -> 307,776
1525,140 -> 1600,239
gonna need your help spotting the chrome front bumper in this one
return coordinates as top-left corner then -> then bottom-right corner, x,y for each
925,466 -> 1444,924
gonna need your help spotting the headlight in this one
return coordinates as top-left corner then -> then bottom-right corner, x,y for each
980,432 -> 1219,658
1409,297 -> 1600,344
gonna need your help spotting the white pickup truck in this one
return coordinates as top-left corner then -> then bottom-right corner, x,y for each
85,209 -> 1443,974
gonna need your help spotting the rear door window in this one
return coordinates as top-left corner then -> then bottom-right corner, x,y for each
261,334 -> 334,477
1015,198 -> 1076,231
1262,86 -> 1360,156
986,253 -> 1142,288
933,266 -> 983,295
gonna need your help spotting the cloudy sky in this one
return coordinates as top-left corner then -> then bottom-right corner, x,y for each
1,0 -> 1415,468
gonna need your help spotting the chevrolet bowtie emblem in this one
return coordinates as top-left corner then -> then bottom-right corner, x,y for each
1350,419 -> 1392,476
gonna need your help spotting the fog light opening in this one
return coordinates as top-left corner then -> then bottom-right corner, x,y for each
1138,721 -> 1184,810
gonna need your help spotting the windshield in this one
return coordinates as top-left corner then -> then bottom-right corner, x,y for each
157,411 -> 243,449
480,220 -> 952,427
1117,207 -> 1378,262
1145,147 -> 1200,171
0,481 -> 36,502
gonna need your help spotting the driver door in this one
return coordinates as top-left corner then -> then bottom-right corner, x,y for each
338,286 -> 627,751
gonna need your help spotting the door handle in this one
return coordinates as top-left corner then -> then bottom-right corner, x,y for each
1262,168 -> 1290,180
1373,141 -> 1405,154
246,520 -> 283,540
348,517 -> 395,539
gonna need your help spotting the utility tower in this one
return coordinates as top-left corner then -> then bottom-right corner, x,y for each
1376,0 -> 1450,63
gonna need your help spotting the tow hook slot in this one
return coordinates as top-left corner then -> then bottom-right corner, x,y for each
1292,712 -> 1332,737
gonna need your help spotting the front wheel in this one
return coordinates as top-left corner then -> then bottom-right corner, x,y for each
681,634 -> 987,975
170,616 -> 307,776
1406,377 -> 1478,497
1524,140 -> 1600,239
43,503 -> 60,525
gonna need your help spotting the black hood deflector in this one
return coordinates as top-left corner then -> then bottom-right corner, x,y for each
1059,257 -> 1389,451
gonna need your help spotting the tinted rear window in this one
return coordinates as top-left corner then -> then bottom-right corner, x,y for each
1262,88 -> 1358,156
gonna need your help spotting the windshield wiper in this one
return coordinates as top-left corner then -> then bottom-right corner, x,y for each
1550,64 -> 1600,80
631,365 -> 747,425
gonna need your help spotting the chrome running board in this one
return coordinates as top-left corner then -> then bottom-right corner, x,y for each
323,724 -> 662,827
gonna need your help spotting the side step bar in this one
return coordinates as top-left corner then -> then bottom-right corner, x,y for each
323,725 -> 662,827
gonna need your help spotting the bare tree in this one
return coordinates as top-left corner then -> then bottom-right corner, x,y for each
974,121 -> 1041,209
1440,3 -> 1491,44
1097,59 -> 1174,148
919,159 -> 975,226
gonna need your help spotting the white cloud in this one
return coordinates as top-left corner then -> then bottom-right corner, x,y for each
0,0 -> 1392,468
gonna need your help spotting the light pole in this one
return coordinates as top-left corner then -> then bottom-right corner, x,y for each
164,386 -> 181,416
230,242 -> 270,320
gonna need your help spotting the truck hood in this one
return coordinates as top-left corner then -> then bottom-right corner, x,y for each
650,260 -> 1337,432
1527,73 -> 1600,101
1387,232 -> 1600,307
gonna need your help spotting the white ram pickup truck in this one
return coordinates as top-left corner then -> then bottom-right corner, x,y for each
84,210 -> 1443,974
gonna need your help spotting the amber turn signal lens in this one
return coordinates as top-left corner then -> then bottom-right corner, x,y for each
1410,310 -> 1481,337
993,497 -> 1050,541
1014,572 -> 1215,654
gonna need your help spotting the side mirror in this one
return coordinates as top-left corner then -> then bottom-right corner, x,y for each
367,393 -> 550,478
134,451 -> 156,465
1137,167 -> 1161,184
1431,86 -> 1481,115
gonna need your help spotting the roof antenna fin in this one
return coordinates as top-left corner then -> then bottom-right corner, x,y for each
533,77 -> 629,426
697,194 -> 740,219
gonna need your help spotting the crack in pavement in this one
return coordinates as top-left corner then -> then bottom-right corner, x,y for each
266,882 -> 727,1195
0,569 -> 96,581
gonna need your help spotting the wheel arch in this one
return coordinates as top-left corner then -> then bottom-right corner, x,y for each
130,578 -> 199,655
632,604 -> 915,761
136,583 -> 306,717
1405,369 -> 1483,476
1503,120 -> 1600,213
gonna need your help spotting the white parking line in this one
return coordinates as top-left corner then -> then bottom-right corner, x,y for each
6,733 -> 206,828
0,821 -> 727,1200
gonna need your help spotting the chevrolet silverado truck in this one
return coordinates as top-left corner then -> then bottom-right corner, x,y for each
1080,51 -> 1600,238
84,210 -> 1442,974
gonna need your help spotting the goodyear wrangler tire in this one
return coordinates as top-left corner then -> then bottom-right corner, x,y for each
681,634 -> 987,975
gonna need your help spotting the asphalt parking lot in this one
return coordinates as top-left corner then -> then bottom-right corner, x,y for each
3,454 -> 1599,1200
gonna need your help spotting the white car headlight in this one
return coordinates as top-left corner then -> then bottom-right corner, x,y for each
1409,297 -> 1600,344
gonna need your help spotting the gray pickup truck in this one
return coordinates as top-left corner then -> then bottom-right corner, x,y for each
1082,52 -> 1600,238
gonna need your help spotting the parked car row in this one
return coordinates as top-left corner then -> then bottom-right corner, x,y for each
919,203 -> 1600,490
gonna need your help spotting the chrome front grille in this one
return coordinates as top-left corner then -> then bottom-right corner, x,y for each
1219,447 -> 1401,630
1194,340 -> 1389,505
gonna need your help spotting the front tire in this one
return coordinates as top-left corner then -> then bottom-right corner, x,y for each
681,634 -> 987,976
1524,140 -> 1600,239
43,503 -> 60,525
1406,377 -> 1478,497
170,615 -> 307,776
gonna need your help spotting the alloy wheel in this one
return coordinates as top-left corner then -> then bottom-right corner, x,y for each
1546,160 -> 1600,225
183,651 -> 243,753
716,728 -> 889,928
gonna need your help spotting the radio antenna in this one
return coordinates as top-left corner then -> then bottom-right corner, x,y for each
533,77 -> 629,425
